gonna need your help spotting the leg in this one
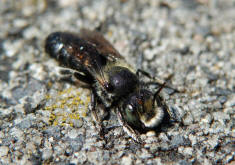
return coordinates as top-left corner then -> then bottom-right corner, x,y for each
146,74 -> 180,94
74,72 -> 94,84
58,68 -> 94,86
155,94 -> 182,124
58,69 -> 74,83
136,69 -> 153,79
90,90 -> 105,138
136,69 -> 179,93
146,81 -> 179,93
90,89 -> 99,122
116,108 -> 142,143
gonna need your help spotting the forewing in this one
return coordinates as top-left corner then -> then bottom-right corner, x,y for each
46,31 -> 108,86
79,28 -> 124,62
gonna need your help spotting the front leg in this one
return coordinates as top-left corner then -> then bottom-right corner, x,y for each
136,70 -> 179,93
136,69 -> 153,79
116,108 -> 142,143
146,74 -> 180,94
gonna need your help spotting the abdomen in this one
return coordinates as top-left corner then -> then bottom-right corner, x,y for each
45,32 -> 107,74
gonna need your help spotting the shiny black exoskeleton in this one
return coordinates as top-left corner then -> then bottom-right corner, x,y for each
45,29 -> 174,142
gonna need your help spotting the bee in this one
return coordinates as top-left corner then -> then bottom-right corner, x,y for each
45,29 -> 175,142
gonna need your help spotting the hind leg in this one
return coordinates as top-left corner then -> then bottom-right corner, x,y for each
58,68 -> 94,87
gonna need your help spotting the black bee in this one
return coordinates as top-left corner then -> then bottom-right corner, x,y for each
45,29 -> 175,142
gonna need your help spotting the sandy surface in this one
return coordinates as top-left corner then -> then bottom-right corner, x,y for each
0,0 -> 234,164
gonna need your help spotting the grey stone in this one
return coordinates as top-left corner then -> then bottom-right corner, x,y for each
178,160 -> 192,165
43,126 -> 62,140
171,135 -> 190,148
0,146 -> 9,157
121,154 -> 133,165
42,149 -> 53,160
213,111 -> 230,125
218,95 -> 227,104
0,0 -> 234,164
68,136 -> 84,152
11,78 -> 46,102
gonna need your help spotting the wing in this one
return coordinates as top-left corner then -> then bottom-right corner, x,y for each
79,28 -> 124,62
45,31 -> 108,86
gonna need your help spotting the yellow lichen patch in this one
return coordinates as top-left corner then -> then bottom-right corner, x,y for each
82,97 -> 90,117
58,87 -> 73,96
68,113 -> 80,120
45,94 -> 51,100
44,87 -> 90,127
107,30 -> 113,37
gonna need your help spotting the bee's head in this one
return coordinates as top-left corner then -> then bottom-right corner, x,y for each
45,32 -> 64,58
122,89 -> 164,129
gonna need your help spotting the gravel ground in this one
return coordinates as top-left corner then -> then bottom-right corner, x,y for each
0,0 -> 234,164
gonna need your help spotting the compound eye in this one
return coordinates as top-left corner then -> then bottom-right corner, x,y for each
127,104 -> 134,112
104,82 -> 114,92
